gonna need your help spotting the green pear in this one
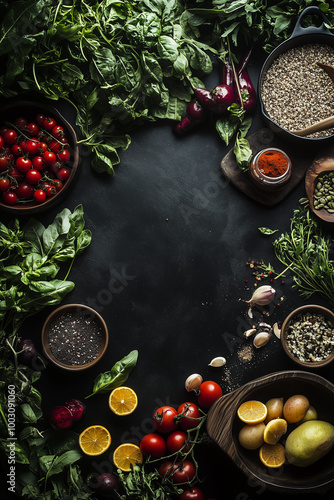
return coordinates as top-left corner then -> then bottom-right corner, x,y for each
285,420 -> 334,467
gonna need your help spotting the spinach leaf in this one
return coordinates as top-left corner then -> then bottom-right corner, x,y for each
86,350 -> 138,398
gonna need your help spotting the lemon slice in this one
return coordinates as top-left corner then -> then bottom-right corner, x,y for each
108,386 -> 138,416
259,443 -> 286,468
113,443 -> 143,471
263,418 -> 288,445
79,425 -> 111,456
237,400 -> 267,424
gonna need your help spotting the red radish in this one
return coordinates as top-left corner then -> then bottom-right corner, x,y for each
235,47 -> 256,112
49,406 -> 73,429
18,339 -> 37,364
64,399 -> 86,421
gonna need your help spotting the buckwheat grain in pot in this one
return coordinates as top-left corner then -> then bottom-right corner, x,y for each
261,43 -> 334,138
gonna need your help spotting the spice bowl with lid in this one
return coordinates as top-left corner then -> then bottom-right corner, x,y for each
249,148 -> 292,190
41,304 -> 109,371
280,304 -> 334,369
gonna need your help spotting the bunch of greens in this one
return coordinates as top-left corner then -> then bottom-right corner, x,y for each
260,204 -> 334,307
118,464 -> 178,500
0,205 -> 92,498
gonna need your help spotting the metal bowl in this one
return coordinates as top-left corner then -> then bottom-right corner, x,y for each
207,370 -> 334,494
0,100 -> 79,214
258,6 -> 334,146
280,304 -> 334,369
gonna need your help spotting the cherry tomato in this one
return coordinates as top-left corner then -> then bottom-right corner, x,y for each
52,125 -> 64,139
38,142 -> 48,154
32,156 -> 45,171
43,117 -> 56,130
159,460 -> 196,484
3,129 -> 18,145
0,155 -> 10,171
46,185 -> 57,197
197,381 -> 223,410
18,140 -> 28,154
58,135 -> 69,145
11,144 -> 23,157
49,140 -> 62,154
26,169 -> 42,185
51,179 -> 63,192
153,406 -> 178,434
179,487 -> 205,500
140,433 -> 166,459
34,189 -> 46,203
35,113 -> 45,126
26,139 -> 39,156
8,167 -> 23,181
0,135 -> 4,149
57,148 -> 70,163
166,430 -> 190,454
15,157 -> 32,173
57,167 -> 70,182
15,182 -> 34,200
43,151 -> 56,165
0,126 -> 8,136
26,122 -> 39,136
14,116 -> 28,129
2,190 -> 17,205
177,403 -> 201,431
0,178 -> 11,191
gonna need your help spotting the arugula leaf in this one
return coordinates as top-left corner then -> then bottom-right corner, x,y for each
86,350 -> 138,398
258,227 -> 278,235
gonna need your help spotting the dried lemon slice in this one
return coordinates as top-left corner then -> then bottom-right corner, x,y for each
79,425 -> 111,456
113,443 -> 143,471
109,386 -> 138,416
237,400 -> 267,424
259,443 -> 286,468
263,418 -> 288,445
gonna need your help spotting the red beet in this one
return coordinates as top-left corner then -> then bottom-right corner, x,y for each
95,473 -> 119,498
49,406 -> 73,429
65,399 -> 86,422
18,339 -> 37,364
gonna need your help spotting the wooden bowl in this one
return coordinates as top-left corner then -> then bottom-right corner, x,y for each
206,370 -> 334,494
0,100 -> 79,214
305,157 -> 334,223
281,305 -> 334,368
41,304 -> 108,371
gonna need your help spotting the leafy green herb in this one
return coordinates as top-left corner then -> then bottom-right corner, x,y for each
268,206 -> 334,305
118,464 -> 178,499
86,350 -> 138,398
258,227 -> 279,235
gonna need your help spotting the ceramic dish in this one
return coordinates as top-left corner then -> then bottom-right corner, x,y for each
305,157 -> 334,223
41,304 -> 108,371
280,305 -> 334,368
0,100 -> 79,214
206,370 -> 334,494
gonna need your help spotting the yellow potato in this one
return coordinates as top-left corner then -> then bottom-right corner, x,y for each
238,422 -> 265,450
300,405 -> 318,423
283,395 -> 310,423
265,397 -> 283,423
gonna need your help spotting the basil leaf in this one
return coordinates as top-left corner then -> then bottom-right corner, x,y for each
216,116 -> 238,146
258,227 -> 278,235
86,350 -> 138,398
233,133 -> 252,170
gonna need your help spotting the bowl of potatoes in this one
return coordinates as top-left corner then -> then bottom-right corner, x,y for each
206,370 -> 334,494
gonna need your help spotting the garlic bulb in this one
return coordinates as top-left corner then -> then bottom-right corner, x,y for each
208,356 -> 226,367
247,285 -> 275,307
185,373 -> 203,392
253,331 -> 272,348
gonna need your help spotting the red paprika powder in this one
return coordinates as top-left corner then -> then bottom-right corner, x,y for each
258,150 -> 288,177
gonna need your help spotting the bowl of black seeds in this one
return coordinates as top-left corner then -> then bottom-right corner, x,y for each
41,304 -> 109,371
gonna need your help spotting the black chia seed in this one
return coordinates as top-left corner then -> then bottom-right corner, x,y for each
48,310 -> 104,365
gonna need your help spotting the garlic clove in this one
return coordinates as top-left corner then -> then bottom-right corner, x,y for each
244,328 -> 257,338
208,356 -> 226,367
185,373 -> 203,392
253,331 -> 272,348
273,322 -> 281,339
247,285 -> 276,307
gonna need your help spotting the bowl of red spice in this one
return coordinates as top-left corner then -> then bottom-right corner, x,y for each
41,304 -> 109,371
249,148 -> 292,191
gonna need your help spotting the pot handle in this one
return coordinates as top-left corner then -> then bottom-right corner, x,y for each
291,6 -> 332,38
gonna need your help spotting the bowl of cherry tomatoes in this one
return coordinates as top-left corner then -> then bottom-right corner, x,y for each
0,100 -> 79,213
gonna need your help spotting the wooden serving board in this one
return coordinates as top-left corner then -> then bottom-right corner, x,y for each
221,129 -> 313,206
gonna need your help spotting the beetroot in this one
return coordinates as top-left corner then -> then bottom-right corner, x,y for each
65,399 -> 86,422
18,339 -> 37,364
49,406 -> 73,429
95,473 -> 119,498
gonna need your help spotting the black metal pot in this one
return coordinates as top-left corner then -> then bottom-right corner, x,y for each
258,6 -> 334,146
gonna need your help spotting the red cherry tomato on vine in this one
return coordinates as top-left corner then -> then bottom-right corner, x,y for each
11,144 -> 23,157
32,156 -> 45,171
34,189 -> 46,203
159,460 -> 196,484
26,139 -> 39,156
38,142 -> 48,154
57,167 -> 70,182
166,430 -> 190,454
46,185 -> 57,197
2,190 -> 17,205
179,487 -> 205,500
14,116 -> 28,129
43,117 -> 56,130
197,381 -> 223,410
26,169 -> 42,185
0,155 -> 10,171
140,433 -> 166,459
35,113 -> 45,126
0,178 -> 11,191
153,406 -> 178,434
177,403 -> 201,431
15,157 -> 32,173
49,140 -> 62,154
15,182 -> 34,200
0,126 -> 8,136
57,148 -> 70,163
51,179 -> 63,192
26,122 -> 39,136
0,135 -> 4,149
3,129 -> 18,145
43,150 -> 57,165
8,167 -> 23,181
52,125 -> 64,139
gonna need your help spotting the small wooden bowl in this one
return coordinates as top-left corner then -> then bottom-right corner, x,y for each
281,305 -> 334,368
41,304 -> 108,371
305,157 -> 334,223
206,370 -> 334,494
0,100 -> 79,214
